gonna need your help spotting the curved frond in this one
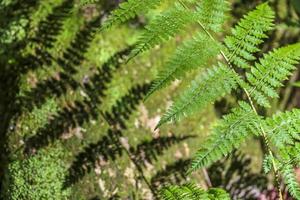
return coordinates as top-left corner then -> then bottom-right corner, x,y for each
190,102 -> 261,171
101,0 -> 164,30
156,63 -> 238,128
146,32 -> 222,99
129,3 -> 194,59
195,0 -> 230,32
245,43 -> 300,107
225,3 -> 275,68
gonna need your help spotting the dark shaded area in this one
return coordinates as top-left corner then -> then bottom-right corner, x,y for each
24,47 -> 131,152
151,159 -> 191,189
64,83 -> 150,187
30,0 -> 75,49
19,1 -> 122,113
0,0 -> 74,191
64,80 -> 194,199
208,151 -> 268,200
0,0 -> 122,195
149,151 -> 269,200
130,136 -> 195,168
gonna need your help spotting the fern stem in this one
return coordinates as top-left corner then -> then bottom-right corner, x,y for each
176,1 -> 284,197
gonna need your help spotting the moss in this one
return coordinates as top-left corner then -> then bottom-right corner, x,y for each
2,147 -> 70,200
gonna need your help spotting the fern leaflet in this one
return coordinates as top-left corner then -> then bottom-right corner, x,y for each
245,43 -> 300,107
224,3 -> 275,69
101,0 -> 164,30
190,102 -> 261,171
156,63 -> 238,128
195,0 -> 230,32
264,109 -> 300,148
280,163 -> 300,199
129,3 -> 194,59
145,32 -> 222,99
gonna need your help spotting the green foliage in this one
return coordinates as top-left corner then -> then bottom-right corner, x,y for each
224,3 -> 275,69
160,182 -> 231,200
262,155 -> 273,174
262,110 -> 300,199
3,0 -> 300,199
190,101 -> 261,171
0,17 -> 29,45
156,63 -> 238,128
1,147 -> 70,200
101,0 -> 164,30
0,0 -> 15,7
245,43 -> 300,107
195,0 -> 229,32
264,109 -> 300,148
146,32 -> 221,98
280,163 -> 300,199
129,3 -> 194,59
129,0 -> 229,59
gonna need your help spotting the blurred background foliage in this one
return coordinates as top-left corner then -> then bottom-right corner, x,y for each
0,0 -> 299,199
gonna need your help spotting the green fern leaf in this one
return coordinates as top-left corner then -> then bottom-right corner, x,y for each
160,183 -> 208,200
160,183 -> 231,200
264,109 -> 300,148
129,3 -> 194,59
245,43 -> 300,107
262,155 -> 273,174
129,0 -> 229,59
195,0 -> 230,32
101,0 -> 164,30
156,63 -> 238,128
145,32 -> 222,99
224,3 -> 275,68
280,163 -> 300,199
190,102 -> 261,171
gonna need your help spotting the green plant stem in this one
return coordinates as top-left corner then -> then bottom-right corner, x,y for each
177,0 -> 284,198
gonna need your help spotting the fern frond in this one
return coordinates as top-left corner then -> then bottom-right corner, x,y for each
160,183 -> 231,200
129,3 -> 193,59
245,43 -> 300,107
264,109 -> 300,148
264,109 -> 300,200
224,3 -> 275,69
156,63 -> 238,128
160,183 -> 208,200
145,32 -> 222,99
190,102 -> 261,171
101,0 -> 164,30
280,163 -> 300,199
195,0 -> 230,32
